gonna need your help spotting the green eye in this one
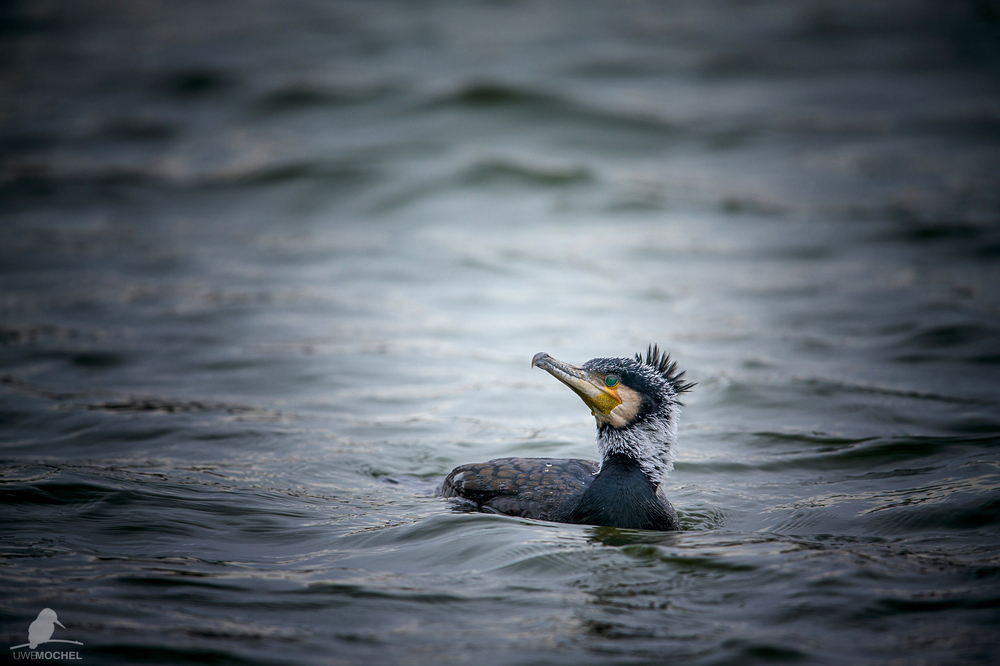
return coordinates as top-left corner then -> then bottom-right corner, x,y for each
605,374 -> 619,388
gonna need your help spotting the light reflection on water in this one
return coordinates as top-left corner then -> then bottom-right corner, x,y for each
2,0 -> 1000,664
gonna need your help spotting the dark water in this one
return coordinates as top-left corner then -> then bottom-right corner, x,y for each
2,1 -> 1000,664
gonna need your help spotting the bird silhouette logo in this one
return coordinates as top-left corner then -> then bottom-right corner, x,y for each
9,608 -> 83,651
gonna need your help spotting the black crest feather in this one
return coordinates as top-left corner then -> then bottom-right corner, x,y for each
635,344 -> 696,395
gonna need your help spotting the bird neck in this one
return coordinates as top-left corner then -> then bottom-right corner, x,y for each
595,411 -> 676,486
571,452 -> 679,530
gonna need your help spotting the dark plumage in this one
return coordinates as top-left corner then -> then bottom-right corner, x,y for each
441,457 -> 599,523
439,345 -> 694,531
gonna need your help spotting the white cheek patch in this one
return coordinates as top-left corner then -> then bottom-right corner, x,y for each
596,386 -> 643,428
616,386 -> 643,422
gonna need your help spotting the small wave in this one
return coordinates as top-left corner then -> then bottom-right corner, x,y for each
720,195 -> 792,217
1,374 -> 281,419
678,504 -> 730,531
882,220 -> 986,244
98,644 -> 279,665
0,323 -> 91,345
776,434 -> 998,470
1,479 -> 125,506
569,58 -> 663,78
424,81 -> 564,109
0,463 -> 60,484
370,156 -> 594,212
191,160 -> 377,190
297,580 -> 468,604
156,67 -> 237,98
750,430 -> 879,447
864,494 -> 1000,534
253,81 -> 396,114
419,80 -> 683,137
73,397 -> 279,418
81,114 -> 178,142
682,433 -> 998,474
876,194 -> 1000,259
923,107 -> 1000,139
458,158 -> 593,188
1,374 -> 96,401
794,376 -> 995,406
334,511 -> 592,573
900,323 -> 997,351
473,545 -> 589,577
0,155 -> 378,193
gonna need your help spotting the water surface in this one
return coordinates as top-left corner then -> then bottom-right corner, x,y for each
2,1 -> 1000,664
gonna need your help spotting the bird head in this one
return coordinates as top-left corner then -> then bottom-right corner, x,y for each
37,608 -> 63,628
532,345 -> 694,484
531,345 -> 693,429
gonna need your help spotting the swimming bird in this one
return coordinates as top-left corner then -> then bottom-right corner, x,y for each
439,345 -> 694,531
28,608 -> 64,649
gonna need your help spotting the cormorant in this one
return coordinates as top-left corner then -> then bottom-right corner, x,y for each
439,345 -> 694,531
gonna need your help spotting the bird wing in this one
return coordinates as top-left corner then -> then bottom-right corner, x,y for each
439,457 -> 599,522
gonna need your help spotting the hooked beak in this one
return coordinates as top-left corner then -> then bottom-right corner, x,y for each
531,352 -> 622,416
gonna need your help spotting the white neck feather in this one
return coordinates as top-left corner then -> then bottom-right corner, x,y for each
595,410 -> 678,486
